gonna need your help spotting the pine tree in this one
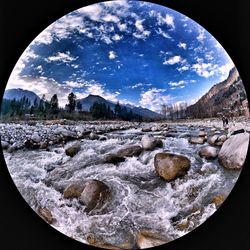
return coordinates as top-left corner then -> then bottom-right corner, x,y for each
114,101 -> 121,117
68,92 -> 76,112
50,94 -> 59,116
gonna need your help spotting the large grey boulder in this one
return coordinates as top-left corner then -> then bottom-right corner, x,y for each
117,145 -> 143,157
218,133 -> 249,170
189,137 -> 205,144
64,141 -> 81,157
199,146 -> 218,159
154,153 -> 191,181
80,180 -> 111,213
141,135 -> 163,150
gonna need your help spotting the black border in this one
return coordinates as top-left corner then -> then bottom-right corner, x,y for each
0,0 -> 250,249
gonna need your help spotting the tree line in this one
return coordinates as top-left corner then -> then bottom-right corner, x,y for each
0,92 -> 142,121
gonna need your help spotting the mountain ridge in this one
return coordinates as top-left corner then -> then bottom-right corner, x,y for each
186,67 -> 247,118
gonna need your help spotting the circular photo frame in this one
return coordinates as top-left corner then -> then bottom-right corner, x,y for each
1,1 -> 249,249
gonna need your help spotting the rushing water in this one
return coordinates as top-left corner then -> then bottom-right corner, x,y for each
3,124 -> 241,247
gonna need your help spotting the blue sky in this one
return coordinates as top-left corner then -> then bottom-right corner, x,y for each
7,0 -> 234,112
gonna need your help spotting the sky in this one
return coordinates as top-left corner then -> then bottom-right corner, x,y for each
6,0 -> 234,112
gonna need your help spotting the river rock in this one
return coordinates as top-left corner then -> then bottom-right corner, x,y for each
218,134 -> 227,143
198,146 -> 218,159
207,135 -> 219,145
200,163 -> 218,174
31,133 -> 42,143
104,154 -> 125,164
189,137 -> 205,144
218,133 -> 249,170
64,141 -> 81,157
99,136 -> 107,141
154,153 -> 191,181
38,207 -> 54,224
117,145 -> 143,157
151,126 -> 160,132
136,231 -> 168,249
1,141 -> 10,150
40,141 -> 48,149
80,180 -> 111,212
141,135 -> 163,150
142,127 -> 151,132
211,194 -> 225,208
89,132 -> 99,140
63,183 -> 85,199
198,131 -> 206,137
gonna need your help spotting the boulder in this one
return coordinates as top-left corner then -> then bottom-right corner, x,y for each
200,163 -> 218,174
40,141 -> 48,149
198,146 -> 218,159
38,207 -> 54,224
80,180 -> 111,212
218,134 -> 227,143
151,126 -> 160,132
154,153 -> 191,181
142,128 -> 152,132
89,132 -> 99,140
63,183 -> 85,199
31,133 -> 42,143
104,154 -> 125,164
99,136 -> 107,141
117,145 -> 143,157
141,135 -> 163,150
136,231 -> 168,249
211,194 -> 225,208
198,131 -> 207,137
189,137 -> 205,144
207,135 -> 219,145
1,141 -> 9,150
218,133 -> 249,170
64,141 -> 81,157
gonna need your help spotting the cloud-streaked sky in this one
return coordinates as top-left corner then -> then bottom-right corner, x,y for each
6,0 -> 234,112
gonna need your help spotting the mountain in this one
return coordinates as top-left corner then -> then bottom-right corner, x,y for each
77,94 -> 162,119
186,67 -> 248,118
3,88 -> 41,104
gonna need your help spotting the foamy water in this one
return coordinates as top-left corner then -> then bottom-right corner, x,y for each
3,124 -> 241,247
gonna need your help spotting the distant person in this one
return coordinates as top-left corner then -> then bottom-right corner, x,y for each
222,116 -> 226,128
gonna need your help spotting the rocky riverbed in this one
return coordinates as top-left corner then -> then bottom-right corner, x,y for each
1,119 -> 249,249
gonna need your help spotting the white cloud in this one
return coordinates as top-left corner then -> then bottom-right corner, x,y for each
177,65 -> 190,72
177,42 -> 187,50
47,51 -> 77,63
163,55 -> 182,65
108,51 -> 117,60
157,13 -> 175,29
191,61 -> 234,79
77,4 -> 103,21
197,28 -> 206,42
139,88 -> 172,112
168,80 -> 186,86
64,81 -> 86,88
85,83 -> 120,102
133,18 -> 151,40
112,34 -> 122,41
131,83 -> 143,89
135,19 -> 144,32
6,75 -> 71,107
34,14 -> 85,45
218,62 -> 234,76
102,14 -> 120,23
156,28 -> 172,39
117,22 -> 127,31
